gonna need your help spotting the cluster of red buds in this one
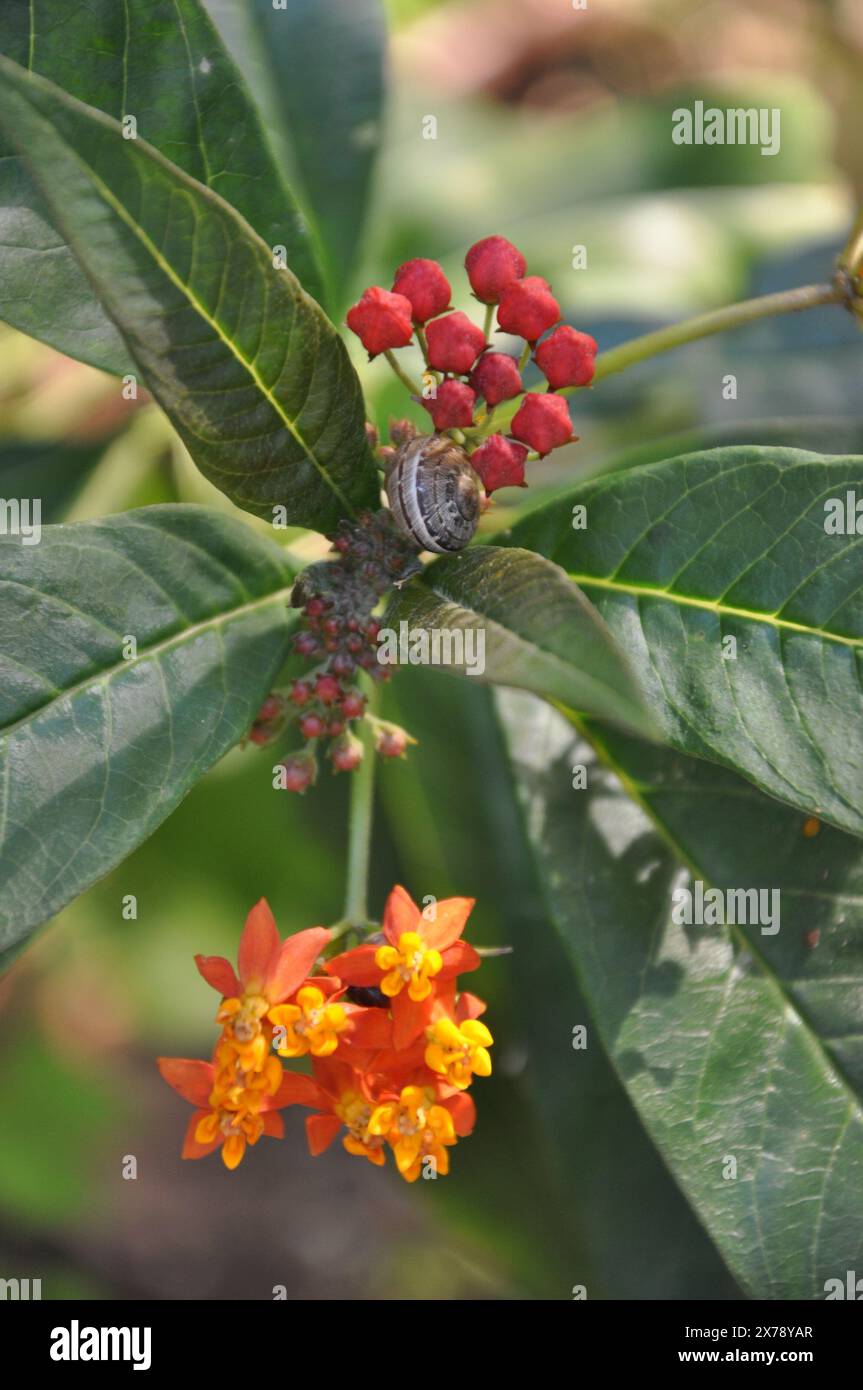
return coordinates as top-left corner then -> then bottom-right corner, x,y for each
347,234 -> 597,492
248,510 -> 419,792
158,887 -> 492,1180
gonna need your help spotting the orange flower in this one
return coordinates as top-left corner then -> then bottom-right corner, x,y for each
424,990 -> 493,1090
326,886 -> 480,1048
367,1083 -> 476,1182
157,1056 -> 297,1170
195,899 -> 331,1074
277,1058 -> 390,1167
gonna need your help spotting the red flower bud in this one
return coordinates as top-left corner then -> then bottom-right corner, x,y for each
279,754 -> 317,794
534,325 -> 598,389
392,258 -> 451,324
376,726 -> 409,759
425,312 -> 486,374
423,379 -> 477,431
315,674 -> 342,706
289,680 -> 312,706
511,393 -> 574,456
346,286 -> 414,358
330,733 -> 364,772
469,435 -> 528,493
255,695 -> 283,724
497,276 -> 560,343
299,711 -> 327,739
294,631 -> 319,658
389,417 -> 420,447
465,235 -> 526,304
305,597 -> 327,618
340,690 -> 367,720
469,352 -> 522,407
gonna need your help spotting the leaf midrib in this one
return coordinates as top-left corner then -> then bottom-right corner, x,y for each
0,581 -> 295,741
3,63 -> 354,514
570,572 -> 863,651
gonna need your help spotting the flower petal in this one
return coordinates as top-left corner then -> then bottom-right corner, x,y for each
342,1006 -> 394,1050
444,1091 -> 476,1137
382,884 -> 420,946
261,1110 -> 285,1139
421,896 -> 475,950
157,1057 -> 214,1108
194,954 -> 240,997
325,943 -> 381,986
181,1110 -> 221,1160
238,898 -> 280,991
306,1112 -> 343,1156
393,990 -> 434,1050
456,990 -> 487,1022
439,941 -> 481,980
266,926 -> 332,1003
270,1070 -> 330,1110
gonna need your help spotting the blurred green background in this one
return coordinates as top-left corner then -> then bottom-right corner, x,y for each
2,0 -> 862,1299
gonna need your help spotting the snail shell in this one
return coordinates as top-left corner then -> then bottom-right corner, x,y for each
385,435 -> 481,554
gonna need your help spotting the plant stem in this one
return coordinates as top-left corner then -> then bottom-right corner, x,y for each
839,208 -> 863,274
342,685 -> 378,927
483,303 -> 495,342
593,282 -> 843,383
383,349 -> 423,397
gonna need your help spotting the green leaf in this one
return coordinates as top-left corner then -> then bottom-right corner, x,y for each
0,437 -> 106,521
0,0 -> 325,374
0,505 -> 296,953
206,0 -> 386,309
498,689 -> 863,1299
505,446 -> 863,835
0,56 -> 378,530
385,546 -> 656,738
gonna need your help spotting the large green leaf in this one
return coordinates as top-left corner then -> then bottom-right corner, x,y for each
385,546 -> 655,739
498,689 -> 863,1298
0,505 -> 295,952
0,0 -> 325,374
0,56 -> 378,530
205,0 -> 385,309
505,447 -> 863,836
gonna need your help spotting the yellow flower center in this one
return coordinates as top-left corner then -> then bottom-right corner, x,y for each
374,931 -> 443,1002
368,1085 -> 456,1182
424,1017 -> 493,1090
268,986 -> 346,1059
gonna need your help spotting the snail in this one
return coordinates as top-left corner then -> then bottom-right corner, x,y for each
385,434 -> 482,554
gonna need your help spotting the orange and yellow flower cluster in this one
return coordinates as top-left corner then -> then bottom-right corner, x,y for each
158,886 -> 492,1181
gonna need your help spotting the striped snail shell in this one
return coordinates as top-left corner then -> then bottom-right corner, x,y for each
385,435 -> 481,554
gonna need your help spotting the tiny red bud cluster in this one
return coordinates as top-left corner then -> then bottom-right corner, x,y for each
346,234 -> 595,499
246,510 -> 420,790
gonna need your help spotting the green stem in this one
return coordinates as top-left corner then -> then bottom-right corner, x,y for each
593,282 -> 842,383
383,349 -> 423,398
472,280 -> 848,441
483,303 -> 495,342
342,685 -> 379,927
